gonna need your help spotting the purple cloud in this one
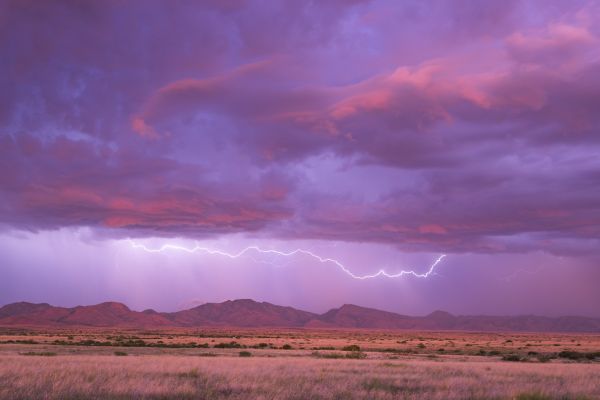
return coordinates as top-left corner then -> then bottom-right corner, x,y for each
1,0 -> 600,258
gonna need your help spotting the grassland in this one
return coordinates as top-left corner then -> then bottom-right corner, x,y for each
0,327 -> 599,399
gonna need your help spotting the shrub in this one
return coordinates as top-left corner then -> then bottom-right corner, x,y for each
312,351 -> 366,359
342,345 -> 360,352
536,354 -> 554,363
585,352 -> 600,360
281,344 -> 293,350
312,346 -> 335,350
214,341 -> 243,349
239,351 -> 252,357
345,351 -> 367,359
558,351 -> 584,360
558,350 -> 600,361
20,352 -> 56,357
502,354 -> 524,362
311,351 -> 344,359
114,351 -> 128,356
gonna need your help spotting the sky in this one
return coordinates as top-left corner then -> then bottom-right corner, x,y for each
1,0 -> 600,317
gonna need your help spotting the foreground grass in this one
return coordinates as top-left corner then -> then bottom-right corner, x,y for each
1,353 -> 599,399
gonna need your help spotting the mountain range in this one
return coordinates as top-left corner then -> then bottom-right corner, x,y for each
1,299 -> 599,332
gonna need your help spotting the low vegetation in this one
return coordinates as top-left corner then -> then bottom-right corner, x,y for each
1,354 -> 599,399
0,328 -> 599,399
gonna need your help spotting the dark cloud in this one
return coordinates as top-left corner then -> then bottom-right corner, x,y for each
2,0 -> 600,255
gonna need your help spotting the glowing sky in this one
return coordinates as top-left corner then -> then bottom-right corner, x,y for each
1,0 -> 600,316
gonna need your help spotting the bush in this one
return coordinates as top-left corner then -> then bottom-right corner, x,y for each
502,354 -> 524,362
114,351 -> 128,356
586,352 -> 600,360
312,346 -> 335,350
345,351 -> 367,359
20,352 -> 56,356
342,345 -> 361,352
536,354 -> 554,363
281,344 -> 293,350
311,351 -> 344,359
558,350 -> 600,361
558,351 -> 584,360
214,341 -> 243,349
239,351 -> 252,357
312,351 -> 366,359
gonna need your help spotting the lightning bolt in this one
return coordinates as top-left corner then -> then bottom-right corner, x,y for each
126,239 -> 446,280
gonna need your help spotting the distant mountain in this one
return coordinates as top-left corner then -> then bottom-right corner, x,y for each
0,301 -> 172,327
167,299 -> 317,327
1,299 -> 599,332
314,304 -> 415,329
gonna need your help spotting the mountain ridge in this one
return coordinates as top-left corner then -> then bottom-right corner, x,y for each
1,299 -> 599,332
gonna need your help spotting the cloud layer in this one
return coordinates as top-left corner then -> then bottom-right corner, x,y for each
2,0 -> 600,255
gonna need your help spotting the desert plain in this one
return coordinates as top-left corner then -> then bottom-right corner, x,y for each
1,327 -> 599,400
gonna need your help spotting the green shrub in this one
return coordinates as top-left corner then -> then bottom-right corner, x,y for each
342,345 -> 360,352
114,351 -> 128,356
239,351 -> 252,357
281,344 -> 293,350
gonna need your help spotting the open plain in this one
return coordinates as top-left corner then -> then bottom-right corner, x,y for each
1,327 -> 599,400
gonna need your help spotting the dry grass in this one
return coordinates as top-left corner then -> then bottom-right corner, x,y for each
1,354 -> 599,399
1,328 -> 599,399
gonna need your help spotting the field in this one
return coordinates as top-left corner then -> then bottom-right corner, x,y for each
1,327 -> 599,399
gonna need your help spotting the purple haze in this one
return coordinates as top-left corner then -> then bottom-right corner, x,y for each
1,1 -> 600,316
